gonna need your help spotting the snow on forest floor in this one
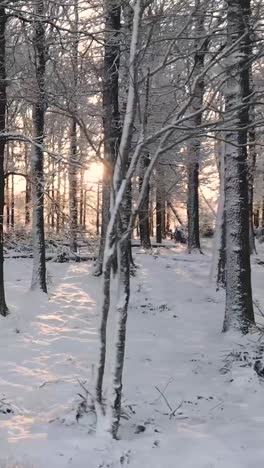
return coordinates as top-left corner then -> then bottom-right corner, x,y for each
1,242 -> 264,467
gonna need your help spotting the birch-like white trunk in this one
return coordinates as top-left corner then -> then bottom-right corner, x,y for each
95,0 -> 142,437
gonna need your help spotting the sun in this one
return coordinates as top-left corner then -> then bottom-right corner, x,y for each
86,161 -> 103,183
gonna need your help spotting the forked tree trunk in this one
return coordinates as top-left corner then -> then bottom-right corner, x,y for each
31,0 -> 47,293
223,0 -> 254,333
93,0 -> 121,276
95,0 -> 142,438
0,7 -> 8,315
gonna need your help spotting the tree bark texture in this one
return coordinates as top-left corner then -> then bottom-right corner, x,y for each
223,0 -> 254,333
31,0 -> 47,293
0,6 -> 8,315
94,0 -> 121,276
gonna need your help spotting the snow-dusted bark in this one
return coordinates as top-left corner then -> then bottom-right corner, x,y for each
31,0 -> 47,293
107,235 -> 130,438
210,138 -> 226,288
0,6 -> 8,315
93,0 -> 121,276
248,62 -> 257,254
248,126 -> 257,255
223,0 -> 254,333
187,0 -> 207,254
216,152 -> 226,289
95,0 -> 142,436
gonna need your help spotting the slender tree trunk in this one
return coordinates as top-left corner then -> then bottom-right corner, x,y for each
96,182 -> 100,236
25,142 -> 31,226
50,158 -> 55,231
95,0 -> 142,437
56,161 -> 61,234
223,0 -> 254,333
0,7 -> 8,315
31,0 -> 47,293
69,119 -> 78,252
248,61 -> 257,254
10,173 -> 14,229
216,155 -> 226,289
166,200 -> 170,235
6,174 -> 9,231
93,0 -> 121,276
69,0 -> 79,253
79,169 -> 84,228
167,201 -> 184,226
187,0 -> 207,253
108,234 -> 130,438
156,186 -> 162,243
156,165 -> 165,244
248,127 -> 257,254
62,165 -> 67,229
138,153 -> 151,249
83,189 -> 87,229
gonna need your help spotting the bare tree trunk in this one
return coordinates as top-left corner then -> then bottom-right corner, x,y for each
62,165 -> 67,229
5,174 -> 9,231
138,153 -> 151,249
149,195 -> 154,237
95,0 -> 142,437
223,0 -> 254,333
56,161 -> 61,234
156,165 -> 165,244
108,234 -> 130,438
31,0 -> 47,293
187,0 -> 207,254
248,61 -> 257,254
50,158 -> 55,232
0,6 -> 8,315
79,169 -> 84,228
248,126 -> 257,254
69,121 -> 78,252
96,182 -> 100,236
167,201 -> 184,226
25,144 -> 31,226
216,155 -> 226,289
166,200 -> 170,235
93,0 -> 121,276
69,0 -> 79,253
11,172 -> 14,229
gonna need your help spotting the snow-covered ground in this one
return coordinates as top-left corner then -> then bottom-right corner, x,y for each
1,242 -> 264,467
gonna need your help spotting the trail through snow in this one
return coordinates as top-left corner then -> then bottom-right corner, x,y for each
0,245 -> 264,467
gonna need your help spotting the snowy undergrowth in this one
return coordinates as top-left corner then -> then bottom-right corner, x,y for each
0,243 -> 264,466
